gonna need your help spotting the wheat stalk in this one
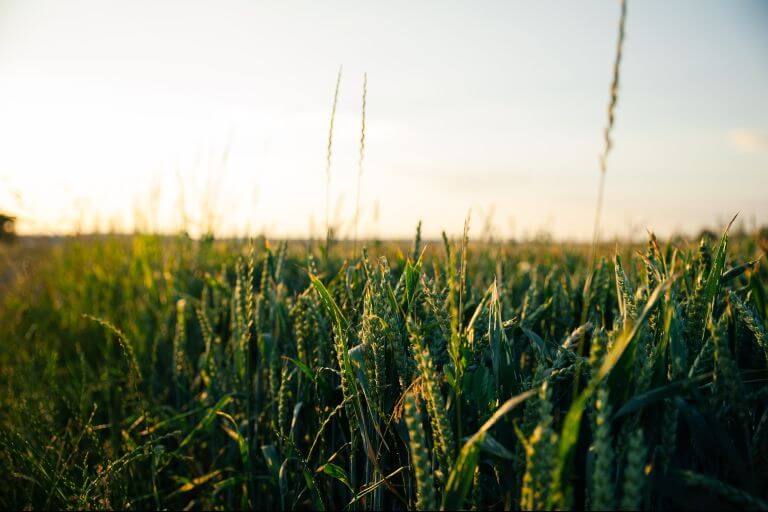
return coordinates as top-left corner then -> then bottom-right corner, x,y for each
589,0 -> 627,268
325,66 -> 343,254
353,73 -> 368,256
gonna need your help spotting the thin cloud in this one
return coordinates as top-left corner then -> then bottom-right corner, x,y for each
728,129 -> 768,154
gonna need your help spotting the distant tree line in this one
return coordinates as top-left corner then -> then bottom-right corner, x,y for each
0,213 -> 15,242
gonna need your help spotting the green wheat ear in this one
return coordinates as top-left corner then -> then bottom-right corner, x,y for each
712,313 -> 744,417
277,363 -> 291,438
589,327 -> 609,370
730,290 -> 768,362
520,381 -> 558,511
412,336 -> 455,473
404,393 -> 436,511
172,298 -> 188,391
620,428 -> 647,511
590,386 -> 615,511
614,253 -> 637,324
657,400 -> 678,475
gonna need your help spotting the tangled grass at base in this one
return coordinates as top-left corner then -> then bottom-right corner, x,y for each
1,227 -> 767,510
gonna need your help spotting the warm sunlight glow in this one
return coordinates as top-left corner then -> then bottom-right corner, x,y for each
0,0 -> 766,239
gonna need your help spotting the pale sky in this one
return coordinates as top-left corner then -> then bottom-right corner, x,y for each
0,0 -> 766,240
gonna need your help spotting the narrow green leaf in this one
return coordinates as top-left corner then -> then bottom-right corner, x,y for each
178,395 -> 233,449
282,356 -> 316,382
261,444 -> 281,482
309,273 -> 349,332
319,462 -> 352,490
476,433 -> 514,460
613,374 -> 710,419
700,216 -> 735,339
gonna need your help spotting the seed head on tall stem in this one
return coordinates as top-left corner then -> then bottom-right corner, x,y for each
589,0 -> 626,270
325,66 -> 343,256
353,73 -> 368,257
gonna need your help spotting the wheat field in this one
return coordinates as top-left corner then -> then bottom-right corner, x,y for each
0,227 -> 766,510
2,0 -> 767,510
